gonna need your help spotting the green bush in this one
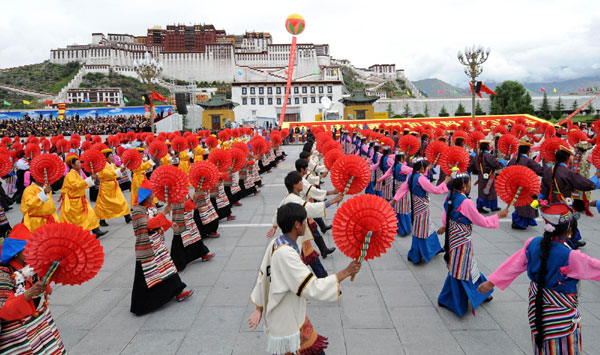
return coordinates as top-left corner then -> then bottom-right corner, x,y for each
0,61 -> 80,94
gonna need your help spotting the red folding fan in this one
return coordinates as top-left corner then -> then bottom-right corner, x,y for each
171,137 -> 189,153
468,131 -> 485,150
322,140 -> 342,153
332,194 -> 397,274
24,143 -> 41,160
80,149 -> 106,175
425,140 -> 448,166
330,155 -> 371,195
568,129 -> 588,147
592,145 -> 600,170
0,155 -> 12,177
186,135 -> 199,149
233,142 -> 250,156
229,148 -> 247,172
497,133 -> 519,157
496,166 -> 541,207
452,130 -> 469,145
150,165 -> 189,204
398,135 -> 420,156
324,149 -> 345,171
189,161 -> 220,191
30,154 -> 64,185
439,146 -> 470,175
25,223 -> 104,286
148,140 -> 168,159
205,136 -> 218,149
208,148 -> 232,172
510,123 -> 527,139
270,134 -> 283,147
121,149 -> 142,170
540,137 -> 567,162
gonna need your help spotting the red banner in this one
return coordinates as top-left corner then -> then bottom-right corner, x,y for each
278,36 -> 297,127
558,92 -> 600,125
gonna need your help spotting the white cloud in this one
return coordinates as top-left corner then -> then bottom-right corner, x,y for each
2,0 -> 599,86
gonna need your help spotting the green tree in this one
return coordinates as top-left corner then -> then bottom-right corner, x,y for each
571,100 -> 578,112
489,80 -> 535,114
387,103 -> 394,117
402,103 -> 411,118
538,93 -> 551,119
424,104 -> 430,117
439,106 -> 449,117
552,97 -> 565,119
518,93 -> 535,115
588,102 -> 596,116
455,103 -> 467,116
475,101 -> 485,115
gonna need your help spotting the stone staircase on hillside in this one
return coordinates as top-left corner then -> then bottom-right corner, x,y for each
55,66 -> 87,102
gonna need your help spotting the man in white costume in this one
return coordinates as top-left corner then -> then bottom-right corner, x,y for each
248,203 -> 361,355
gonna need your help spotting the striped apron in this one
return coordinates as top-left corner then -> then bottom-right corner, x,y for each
447,220 -> 477,281
411,195 -> 431,239
181,210 -> 202,247
141,230 -> 179,289
195,192 -> 219,225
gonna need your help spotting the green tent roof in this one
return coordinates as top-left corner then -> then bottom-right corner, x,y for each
197,95 -> 238,109
338,91 -> 379,105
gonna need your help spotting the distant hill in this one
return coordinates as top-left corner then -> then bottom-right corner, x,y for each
0,61 -> 80,94
486,77 -> 600,96
412,78 -> 469,97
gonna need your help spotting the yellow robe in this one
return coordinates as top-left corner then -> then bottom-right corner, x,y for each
194,146 -> 206,162
94,163 -> 130,220
130,160 -> 154,206
20,184 -> 58,232
160,154 -> 172,166
179,151 -> 190,174
59,169 -> 99,231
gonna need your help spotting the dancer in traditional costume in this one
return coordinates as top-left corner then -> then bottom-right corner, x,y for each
210,178 -> 235,221
20,177 -> 57,233
437,173 -> 508,317
95,149 -> 131,226
394,158 -> 450,264
130,181 -> 194,315
0,224 -> 66,354
541,147 -> 595,249
130,148 -> 155,206
478,202 -> 600,354
266,171 -> 343,278
380,153 -> 413,236
192,187 -> 221,239
507,140 -> 544,230
248,203 -> 361,355
59,154 -> 107,237
170,198 -> 215,271
469,140 -> 503,214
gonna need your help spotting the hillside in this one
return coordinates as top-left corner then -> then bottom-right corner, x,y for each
0,88 -> 41,109
486,77 -> 600,95
412,78 -> 468,97
80,71 -> 170,106
0,61 -> 80,94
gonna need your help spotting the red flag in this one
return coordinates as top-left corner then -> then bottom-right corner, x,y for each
103,100 -> 108,104
151,91 -> 167,102
541,88 -> 546,92
480,83 -> 497,96
45,99 -> 53,106
469,82 -> 483,98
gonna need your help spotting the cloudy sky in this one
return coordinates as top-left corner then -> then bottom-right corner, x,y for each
2,0 -> 599,87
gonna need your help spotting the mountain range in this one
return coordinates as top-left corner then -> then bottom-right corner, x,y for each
413,77 -> 600,97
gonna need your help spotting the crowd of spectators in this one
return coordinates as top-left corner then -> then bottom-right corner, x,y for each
0,113 -> 155,137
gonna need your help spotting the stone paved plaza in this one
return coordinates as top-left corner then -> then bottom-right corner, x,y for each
6,144 -> 600,355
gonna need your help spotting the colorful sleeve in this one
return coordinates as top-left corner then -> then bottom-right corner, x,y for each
132,207 -> 154,262
393,180 -> 409,201
418,176 -> 448,194
171,202 -> 186,234
457,198 -> 499,229
561,250 -> 600,281
0,268 -> 34,321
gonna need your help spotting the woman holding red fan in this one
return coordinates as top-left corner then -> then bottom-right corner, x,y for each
393,158 -> 451,264
59,154 -> 107,237
95,149 -> 131,227
437,172 -> 508,317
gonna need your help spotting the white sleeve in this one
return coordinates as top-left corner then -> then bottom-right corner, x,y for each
85,176 -> 94,187
115,168 -> 123,178
148,159 -> 155,166
37,191 -> 50,203
303,201 -> 327,218
306,185 -> 327,201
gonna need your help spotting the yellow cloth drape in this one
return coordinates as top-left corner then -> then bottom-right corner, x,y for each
59,170 -> 99,231
20,184 -> 58,232
160,155 -> 172,166
194,146 -> 206,162
131,160 -> 153,206
179,151 -> 190,174
94,163 -> 130,220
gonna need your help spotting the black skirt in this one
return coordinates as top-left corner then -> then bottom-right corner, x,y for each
193,209 -> 219,236
170,233 -> 209,271
238,180 -> 257,199
89,185 -> 99,202
119,181 -> 131,192
210,197 -> 232,220
224,185 -> 240,205
130,261 -> 186,316
258,161 -> 270,174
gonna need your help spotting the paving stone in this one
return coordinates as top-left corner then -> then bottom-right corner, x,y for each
344,328 -> 404,355
122,330 -> 185,355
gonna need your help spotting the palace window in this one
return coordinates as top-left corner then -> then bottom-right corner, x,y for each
303,97 -> 308,104
311,97 -> 316,103
277,98 -> 281,105
242,87 -> 247,95
302,86 -> 307,94
288,98 -> 291,104
327,86 -> 333,93
319,86 -> 324,93
310,86 -> 315,93
295,97 -> 299,104
250,87 -> 255,94
251,98 -> 256,105
267,87 -> 272,94
294,87 -> 299,94
276,87 -> 282,95
259,87 -> 264,94
259,98 -> 264,105
268,98 -> 273,105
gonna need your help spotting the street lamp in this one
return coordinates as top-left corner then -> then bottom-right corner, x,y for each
134,52 -> 163,134
457,45 -> 490,122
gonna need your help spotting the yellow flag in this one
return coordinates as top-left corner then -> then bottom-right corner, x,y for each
553,88 -> 557,93
407,90 -> 411,96
23,100 -> 31,105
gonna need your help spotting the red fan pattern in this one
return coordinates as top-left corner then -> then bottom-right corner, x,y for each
122,149 -> 142,170
208,148 -> 232,172
332,195 -> 397,261
229,148 -> 247,172
324,149 -> 345,171
25,223 -> 104,286
496,166 -> 541,207
330,155 -> 371,195
30,154 -> 64,185
0,155 -> 12,177
439,146 -> 470,175
398,135 -> 420,156
189,161 -> 220,190
568,129 -> 587,147
540,137 -> 567,162
150,165 -> 189,204
497,134 -> 519,156
149,141 -> 168,159
592,145 -> 600,170
80,149 -> 106,174
425,141 -> 448,166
